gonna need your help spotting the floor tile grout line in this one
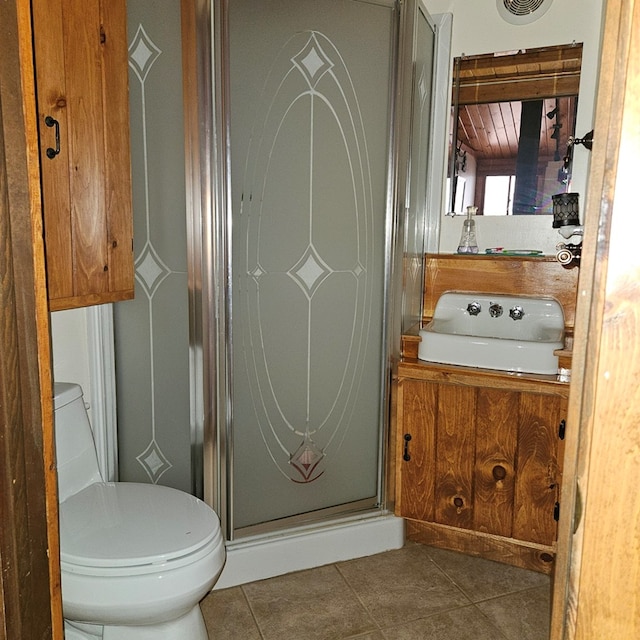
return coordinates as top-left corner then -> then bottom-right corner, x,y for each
470,602 -> 513,640
422,549 -> 551,604
239,562 -> 382,640
417,552 -> 479,606
240,583 -> 268,640
341,601 -> 518,639
464,582 -> 552,606
332,562 -> 385,634
377,601 -> 502,634
335,557 -> 501,636
334,556 -> 467,632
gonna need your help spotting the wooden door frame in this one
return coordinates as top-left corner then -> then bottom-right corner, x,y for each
551,0 -> 640,637
0,0 -> 63,637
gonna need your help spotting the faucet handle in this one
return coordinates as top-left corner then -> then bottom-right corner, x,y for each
509,305 -> 525,321
489,303 -> 503,318
466,301 -> 482,316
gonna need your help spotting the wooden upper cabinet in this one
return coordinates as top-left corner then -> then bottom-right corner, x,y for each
31,0 -> 134,310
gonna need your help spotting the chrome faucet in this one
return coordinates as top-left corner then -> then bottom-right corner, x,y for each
489,303 -> 503,318
509,305 -> 525,320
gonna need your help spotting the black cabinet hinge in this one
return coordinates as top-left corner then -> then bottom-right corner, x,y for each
554,501 -> 560,521
558,419 -> 566,440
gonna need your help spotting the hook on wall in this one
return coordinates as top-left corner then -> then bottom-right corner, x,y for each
569,129 -> 594,150
562,130 -> 594,175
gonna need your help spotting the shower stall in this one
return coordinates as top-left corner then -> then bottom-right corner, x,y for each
114,0 -> 438,583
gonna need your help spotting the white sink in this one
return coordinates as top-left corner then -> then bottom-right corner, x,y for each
418,292 -> 565,375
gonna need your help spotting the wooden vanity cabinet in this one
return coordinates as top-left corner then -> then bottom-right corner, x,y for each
31,0 -> 134,310
395,364 -> 568,573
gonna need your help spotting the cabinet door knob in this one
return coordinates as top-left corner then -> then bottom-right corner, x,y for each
403,433 -> 412,461
45,115 -> 60,159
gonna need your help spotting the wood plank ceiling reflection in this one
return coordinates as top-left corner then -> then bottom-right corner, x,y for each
454,44 -> 583,162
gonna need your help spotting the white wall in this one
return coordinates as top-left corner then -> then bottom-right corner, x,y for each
424,0 -> 605,254
50,308 -> 92,403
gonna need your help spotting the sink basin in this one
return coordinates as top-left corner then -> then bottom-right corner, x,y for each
418,292 -> 565,375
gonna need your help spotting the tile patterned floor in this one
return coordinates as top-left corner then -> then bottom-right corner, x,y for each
201,542 -> 551,640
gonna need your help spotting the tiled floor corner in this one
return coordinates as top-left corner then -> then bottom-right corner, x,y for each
201,542 -> 551,640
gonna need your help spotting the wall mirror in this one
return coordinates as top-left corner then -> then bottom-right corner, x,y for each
448,43 -> 583,216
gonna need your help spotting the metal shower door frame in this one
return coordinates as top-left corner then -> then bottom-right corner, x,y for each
189,0 -> 424,540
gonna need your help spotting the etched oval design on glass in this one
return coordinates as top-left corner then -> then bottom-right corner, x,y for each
237,31 -> 375,483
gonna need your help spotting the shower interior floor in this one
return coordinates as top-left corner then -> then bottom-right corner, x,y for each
200,541 -> 551,640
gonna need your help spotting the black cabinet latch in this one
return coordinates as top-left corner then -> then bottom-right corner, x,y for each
403,434 -> 412,461
558,419 -> 566,440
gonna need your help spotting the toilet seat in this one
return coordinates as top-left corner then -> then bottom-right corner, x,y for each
60,482 -> 222,576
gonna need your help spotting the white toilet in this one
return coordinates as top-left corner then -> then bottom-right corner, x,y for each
53,382 -> 225,639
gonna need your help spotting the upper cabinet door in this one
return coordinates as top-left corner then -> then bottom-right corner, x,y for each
32,0 -> 134,310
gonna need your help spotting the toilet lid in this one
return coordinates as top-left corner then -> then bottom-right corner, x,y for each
59,482 -> 221,570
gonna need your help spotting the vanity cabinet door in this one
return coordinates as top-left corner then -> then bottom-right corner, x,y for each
395,379 -> 437,522
396,379 -> 476,528
31,0 -> 134,310
512,391 -> 565,545
434,383 -> 476,530
473,387 -> 519,537
396,377 -> 565,548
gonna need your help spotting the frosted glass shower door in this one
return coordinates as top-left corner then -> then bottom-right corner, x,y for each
228,0 -> 396,532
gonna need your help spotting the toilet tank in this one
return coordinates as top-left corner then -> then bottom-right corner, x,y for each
53,382 -> 103,503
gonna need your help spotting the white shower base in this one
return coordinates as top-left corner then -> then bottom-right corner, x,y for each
214,512 -> 405,589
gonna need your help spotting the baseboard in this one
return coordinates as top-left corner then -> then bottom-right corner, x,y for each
214,513 -> 405,590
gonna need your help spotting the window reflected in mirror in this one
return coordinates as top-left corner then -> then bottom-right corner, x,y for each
448,43 -> 583,216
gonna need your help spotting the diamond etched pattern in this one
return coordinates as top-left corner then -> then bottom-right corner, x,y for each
128,24 -> 161,83
135,243 -> 171,297
291,35 -> 334,87
288,246 -> 333,299
289,436 -> 325,483
136,440 -> 173,483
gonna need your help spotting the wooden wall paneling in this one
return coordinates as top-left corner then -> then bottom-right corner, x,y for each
549,2 -> 626,635
0,81 -> 30,640
396,380 -> 437,522
474,388 -> 518,537
435,384 -> 476,529
513,393 -> 561,546
0,0 -> 62,636
423,254 -> 579,330
555,0 -> 640,637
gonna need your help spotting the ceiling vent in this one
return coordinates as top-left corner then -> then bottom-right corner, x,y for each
496,0 -> 553,25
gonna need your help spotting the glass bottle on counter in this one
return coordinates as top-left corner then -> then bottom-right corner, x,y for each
457,205 -> 479,254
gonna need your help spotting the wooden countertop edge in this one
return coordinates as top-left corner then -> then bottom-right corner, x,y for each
397,358 -> 570,395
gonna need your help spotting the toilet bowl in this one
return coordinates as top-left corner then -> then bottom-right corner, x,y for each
53,382 -> 226,639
